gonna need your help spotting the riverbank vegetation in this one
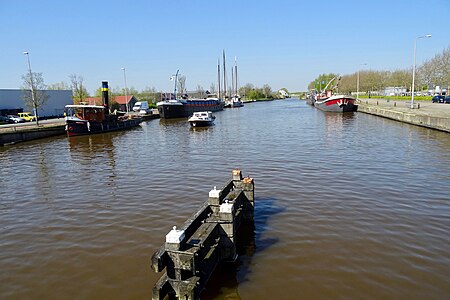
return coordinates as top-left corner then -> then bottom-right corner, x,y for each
47,74 -> 284,104
308,45 -> 450,95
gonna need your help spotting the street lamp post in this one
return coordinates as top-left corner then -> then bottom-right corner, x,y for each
411,34 -> 432,109
121,67 -> 129,115
357,63 -> 367,101
23,51 -> 39,125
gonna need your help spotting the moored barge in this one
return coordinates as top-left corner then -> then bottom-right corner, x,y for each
157,98 -> 224,119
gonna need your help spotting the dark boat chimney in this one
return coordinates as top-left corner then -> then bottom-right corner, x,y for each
102,81 -> 109,115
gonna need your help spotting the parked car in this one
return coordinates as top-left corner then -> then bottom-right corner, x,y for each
444,96 -> 450,104
0,115 -> 15,124
432,95 -> 445,103
132,101 -> 149,112
7,115 -> 25,123
17,112 -> 37,122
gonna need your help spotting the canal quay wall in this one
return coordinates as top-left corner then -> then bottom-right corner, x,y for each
0,123 -> 65,146
0,112 -> 159,146
151,169 -> 255,300
357,98 -> 450,133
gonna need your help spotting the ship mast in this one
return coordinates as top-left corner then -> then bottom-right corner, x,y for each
234,56 -> 238,97
217,59 -> 221,99
223,50 -> 227,100
231,66 -> 234,98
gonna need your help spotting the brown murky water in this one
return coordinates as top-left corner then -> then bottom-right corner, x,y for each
1,99 -> 449,299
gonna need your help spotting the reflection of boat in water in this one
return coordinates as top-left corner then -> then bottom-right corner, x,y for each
312,77 -> 358,112
323,112 -> 357,136
65,81 -> 142,137
188,111 -> 215,127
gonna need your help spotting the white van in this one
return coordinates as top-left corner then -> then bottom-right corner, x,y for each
132,101 -> 149,113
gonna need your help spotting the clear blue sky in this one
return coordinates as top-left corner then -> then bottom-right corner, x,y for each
1,0 -> 449,94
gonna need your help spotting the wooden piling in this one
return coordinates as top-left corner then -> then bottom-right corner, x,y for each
151,169 -> 255,300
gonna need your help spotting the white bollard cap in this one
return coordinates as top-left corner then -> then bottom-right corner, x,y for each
165,226 -> 185,244
209,186 -> 221,198
219,201 -> 234,213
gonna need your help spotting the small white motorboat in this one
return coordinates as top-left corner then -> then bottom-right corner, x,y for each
188,111 -> 215,127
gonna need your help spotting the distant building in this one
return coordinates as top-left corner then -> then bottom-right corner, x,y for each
82,95 -> 137,112
114,95 -> 137,112
278,89 -> 290,98
0,89 -> 72,117
383,87 -> 406,96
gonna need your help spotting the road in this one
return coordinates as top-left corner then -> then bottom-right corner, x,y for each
0,118 -> 65,133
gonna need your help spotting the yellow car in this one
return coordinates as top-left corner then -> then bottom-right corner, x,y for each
18,112 -> 37,122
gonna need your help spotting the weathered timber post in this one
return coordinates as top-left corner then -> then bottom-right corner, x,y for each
151,169 -> 255,300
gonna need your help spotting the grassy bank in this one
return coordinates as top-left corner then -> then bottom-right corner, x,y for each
359,95 -> 433,101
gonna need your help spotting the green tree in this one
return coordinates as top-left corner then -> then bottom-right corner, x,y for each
308,73 -> 339,91
239,83 -> 254,99
246,89 -> 259,99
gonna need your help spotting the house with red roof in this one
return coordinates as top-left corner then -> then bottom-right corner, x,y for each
82,95 -> 137,112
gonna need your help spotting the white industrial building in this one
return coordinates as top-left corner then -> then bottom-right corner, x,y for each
383,87 -> 407,96
0,89 -> 72,117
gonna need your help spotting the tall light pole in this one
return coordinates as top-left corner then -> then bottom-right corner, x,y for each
121,67 -> 129,114
23,51 -> 39,125
411,34 -> 432,109
357,63 -> 367,101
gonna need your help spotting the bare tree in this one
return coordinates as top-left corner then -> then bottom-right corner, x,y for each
418,46 -> 450,89
177,75 -> 186,95
196,85 -> 205,98
21,72 -> 48,125
390,69 -> 411,88
209,82 -> 216,94
47,81 -> 70,90
262,84 -> 272,98
69,74 -> 89,104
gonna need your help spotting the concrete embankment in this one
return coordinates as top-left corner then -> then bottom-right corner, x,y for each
357,99 -> 450,133
0,122 -> 66,146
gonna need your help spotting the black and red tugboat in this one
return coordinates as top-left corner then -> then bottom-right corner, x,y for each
65,81 -> 142,137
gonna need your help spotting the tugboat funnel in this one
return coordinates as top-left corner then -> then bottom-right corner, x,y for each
102,81 -> 109,115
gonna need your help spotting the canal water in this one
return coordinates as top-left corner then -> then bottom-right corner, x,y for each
1,99 -> 449,299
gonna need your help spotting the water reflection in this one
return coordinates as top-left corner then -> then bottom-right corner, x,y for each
189,125 -> 214,132
1,99 -> 450,300
158,118 -> 186,128
36,144 -> 53,203
67,133 -> 116,154
201,197 -> 284,299
323,112 -> 356,132
66,134 -> 118,203
202,222 -> 256,300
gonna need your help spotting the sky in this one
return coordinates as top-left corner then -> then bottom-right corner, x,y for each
1,0 -> 449,95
